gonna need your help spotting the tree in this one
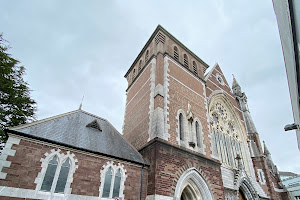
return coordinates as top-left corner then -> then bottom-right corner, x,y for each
0,33 -> 37,144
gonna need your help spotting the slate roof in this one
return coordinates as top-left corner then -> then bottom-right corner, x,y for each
8,110 -> 146,165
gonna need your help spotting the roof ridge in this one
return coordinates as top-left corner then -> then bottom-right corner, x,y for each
79,110 -> 107,122
10,110 -> 81,130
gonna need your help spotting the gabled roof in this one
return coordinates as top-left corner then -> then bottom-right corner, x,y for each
7,110 -> 146,165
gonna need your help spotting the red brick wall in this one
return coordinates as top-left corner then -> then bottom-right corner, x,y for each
252,156 -> 287,200
123,61 -> 152,150
0,138 -> 148,200
140,139 -> 224,200
167,60 -> 212,156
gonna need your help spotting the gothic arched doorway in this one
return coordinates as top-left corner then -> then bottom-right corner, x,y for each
180,182 -> 201,200
174,168 -> 214,200
238,189 -> 246,200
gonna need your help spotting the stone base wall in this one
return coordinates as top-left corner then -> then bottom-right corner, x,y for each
140,138 -> 224,200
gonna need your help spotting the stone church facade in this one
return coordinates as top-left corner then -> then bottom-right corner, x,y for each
0,25 -> 289,200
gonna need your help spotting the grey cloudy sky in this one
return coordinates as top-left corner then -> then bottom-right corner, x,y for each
1,0 -> 299,173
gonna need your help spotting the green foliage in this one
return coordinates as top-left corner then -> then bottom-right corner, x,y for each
0,33 -> 37,143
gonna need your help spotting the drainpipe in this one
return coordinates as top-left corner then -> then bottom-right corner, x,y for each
140,164 -> 145,200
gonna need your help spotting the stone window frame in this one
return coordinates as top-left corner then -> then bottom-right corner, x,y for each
192,60 -> 198,75
257,169 -> 266,185
176,109 -> 189,147
193,118 -> 205,153
173,45 -> 179,61
99,161 -> 127,200
183,53 -> 189,68
145,49 -> 149,62
216,73 -> 225,86
209,97 -> 247,169
138,60 -> 142,73
34,149 -> 78,197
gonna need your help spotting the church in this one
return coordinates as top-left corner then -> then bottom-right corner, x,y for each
0,25 -> 289,200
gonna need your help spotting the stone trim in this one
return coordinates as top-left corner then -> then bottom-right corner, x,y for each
215,73 -> 225,86
173,167 -> 214,200
34,148 -> 78,197
163,56 -> 171,141
176,109 -> 188,147
99,161 -> 127,199
146,194 -> 173,200
257,169 -> 266,185
193,118 -> 206,155
0,136 -> 20,179
0,186 -> 100,200
148,58 -> 157,141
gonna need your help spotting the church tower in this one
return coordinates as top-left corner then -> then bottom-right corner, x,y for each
122,25 -> 287,200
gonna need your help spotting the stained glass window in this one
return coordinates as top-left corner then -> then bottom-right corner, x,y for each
112,169 -> 121,198
103,167 -> 113,198
54,158 -> 70,193
41,156 -> 58,191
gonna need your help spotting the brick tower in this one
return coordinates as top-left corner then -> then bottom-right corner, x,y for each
123,25 -> 286,200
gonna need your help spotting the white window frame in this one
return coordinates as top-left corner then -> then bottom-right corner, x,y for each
176,109 -> 189,147
99,161 -> 127,200
257,169 -> 266,185
193,118 -> 205,154
34,149 -> 78,197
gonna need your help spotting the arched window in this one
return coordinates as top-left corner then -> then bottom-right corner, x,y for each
54,158 -> 70,193
195,121 -> 201,147
193,61 -> 198,75
210,100 -> 246,169
132,69 -> 136,80
138,60 -> 142,72
145,50 -> 149,62
184,54 -> 189,67
174,46 -> 179,60
102,167 -> 113,198
41,156 -> 58,192
38,151 -> 77,195
100,162 -> 127,199
179,113 -> 184,141
113,169 -> 121,198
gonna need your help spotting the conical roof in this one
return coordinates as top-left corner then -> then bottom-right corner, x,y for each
232,74 -> 241,89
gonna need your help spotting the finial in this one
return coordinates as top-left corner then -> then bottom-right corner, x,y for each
232,74 -> 240,89
79,95 -> 84,110
263,141 -> 270,155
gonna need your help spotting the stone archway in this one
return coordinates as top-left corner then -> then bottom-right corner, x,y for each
174,168 -> 214,200
238,189 -> 246,200
238,178 -> 259,200
180,181 -> 202,200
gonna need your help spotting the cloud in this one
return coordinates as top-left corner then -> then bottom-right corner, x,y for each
1,0 -> 299,173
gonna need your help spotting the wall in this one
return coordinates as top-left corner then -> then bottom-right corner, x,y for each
140,139 -> 224,200
0,135 -> 148,200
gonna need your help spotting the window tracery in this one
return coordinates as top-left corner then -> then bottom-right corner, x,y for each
35,149 -> 78,196
209,101 -> 245,168
176,108 -> 204,153
99,161 -> 127,199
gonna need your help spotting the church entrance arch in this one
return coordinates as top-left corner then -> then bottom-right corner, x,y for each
238,189 -> 246,200
174,168 -> 214,200
238,179 -> 259,200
